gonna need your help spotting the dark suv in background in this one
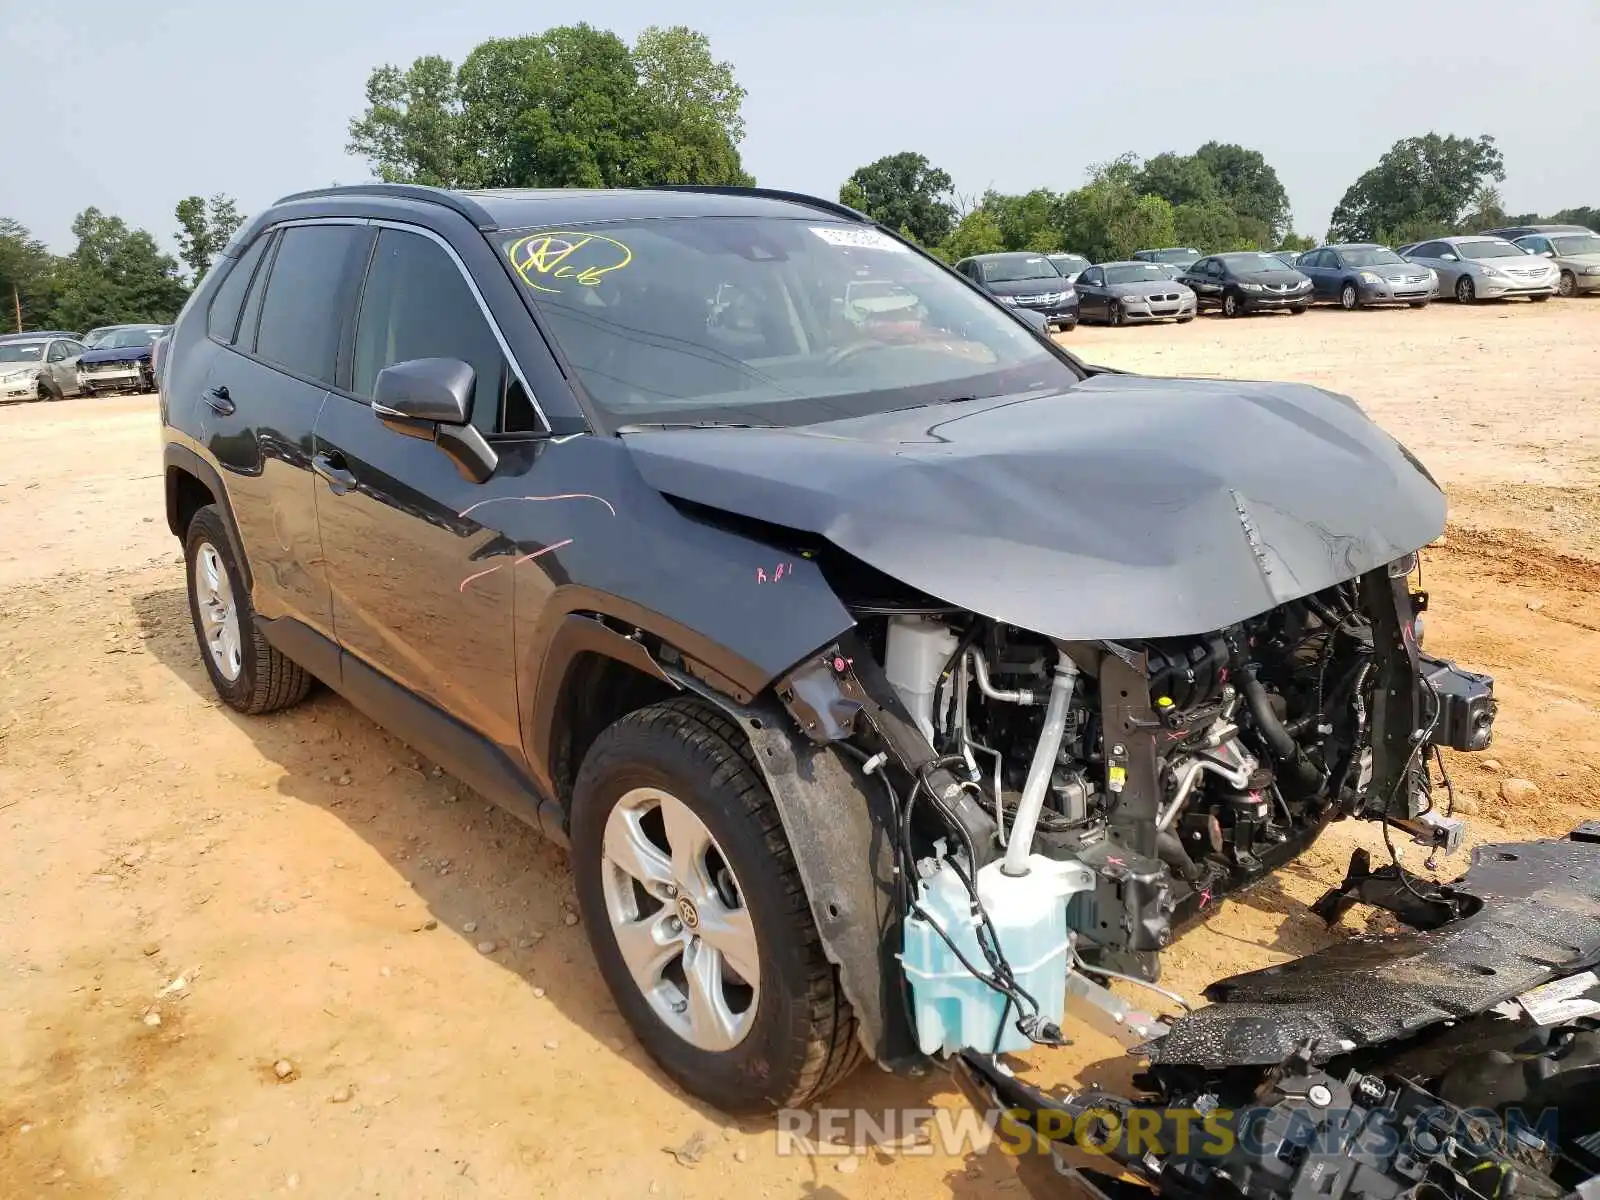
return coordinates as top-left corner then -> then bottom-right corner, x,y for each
952,252 -> 1079,330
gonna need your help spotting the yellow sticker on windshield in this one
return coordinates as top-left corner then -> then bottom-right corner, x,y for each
506,231 -> 632,294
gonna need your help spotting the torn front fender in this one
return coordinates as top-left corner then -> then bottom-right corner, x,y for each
1150,830 -> 1600,1067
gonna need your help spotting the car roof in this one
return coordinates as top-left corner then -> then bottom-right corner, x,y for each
0,330 -> 78,341
1492,224 -> 1589,235
966,251 -> 1051,261
1095,260 -> 1168,268
1324,243 -> 1383,251
1440,234 -> 1513,243
268,183 -> 866,233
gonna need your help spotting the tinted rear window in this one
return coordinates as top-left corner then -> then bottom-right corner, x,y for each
207,234 -> 272,344
254,225 -> 366,384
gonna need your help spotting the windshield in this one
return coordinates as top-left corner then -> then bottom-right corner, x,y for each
1455,239 -> 1520,260
81,328 -> 114,347
1222,252 -> 1293,272
1048,255 -> 1089,275
499,218 -> 1079,425
0,342 -> 47,364
1552,233 -> 1600,256
1150,249 -> 1199,264
1341,248 -> 1407,267
1105,264 -> 1175,285
977,255 -> 1061,283
97,328 -> 162,349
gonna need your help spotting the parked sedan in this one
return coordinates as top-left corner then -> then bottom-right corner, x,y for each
1075,261 -> 1196,325
76,324 -> 169,394
0,336 -> 86,402
1179,252 -> 1313,317
1132,247 -> 1202,269
1046,253 -> 1091,282
953,253 -> 1079,331
0,329 -> 80,343
1512,229 -> 1600,297
1298,244 -> 1436,309
1403,236 -> 1558,303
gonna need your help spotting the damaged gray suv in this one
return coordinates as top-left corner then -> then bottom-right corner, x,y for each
160,184 -> 1600,1199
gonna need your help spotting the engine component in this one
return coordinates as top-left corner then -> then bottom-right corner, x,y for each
883,616 -> 959,744
1419,652 -> 1496,751
1003,654 -> 1079,877
899,853 -> 1093,1055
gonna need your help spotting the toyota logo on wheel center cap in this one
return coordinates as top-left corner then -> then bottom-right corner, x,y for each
676,895 -> 700,930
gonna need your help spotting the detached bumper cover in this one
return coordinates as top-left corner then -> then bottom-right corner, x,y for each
1150,831 -> 1600,1067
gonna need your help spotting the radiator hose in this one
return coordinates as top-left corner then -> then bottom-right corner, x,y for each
1240,666 -> 1325,796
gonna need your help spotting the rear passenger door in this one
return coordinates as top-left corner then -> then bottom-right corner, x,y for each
310,224 -> 544,757
201,221 -> 371,640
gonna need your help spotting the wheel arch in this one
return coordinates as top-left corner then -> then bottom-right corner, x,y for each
163,443 -> 253,591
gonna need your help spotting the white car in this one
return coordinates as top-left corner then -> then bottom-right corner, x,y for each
0,336 -> 86,402
1402,236 -> 1559,303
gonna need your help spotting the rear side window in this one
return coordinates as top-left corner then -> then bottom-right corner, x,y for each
255,225 -> 366,385
207,234 -> 271,344
352,228 -> 524,432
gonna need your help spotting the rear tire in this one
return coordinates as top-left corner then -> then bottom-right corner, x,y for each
1455,276 -> 1476,304
183,504 -> 312,715
571,698 -> 863,1114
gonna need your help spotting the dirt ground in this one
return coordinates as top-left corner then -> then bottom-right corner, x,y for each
3,301 -> 1598,1199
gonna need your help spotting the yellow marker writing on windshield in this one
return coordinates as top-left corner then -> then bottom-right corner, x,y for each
506,231 -> 632,294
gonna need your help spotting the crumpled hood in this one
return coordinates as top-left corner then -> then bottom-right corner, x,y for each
623,373 -> 1446,641
78,347 -> 151,366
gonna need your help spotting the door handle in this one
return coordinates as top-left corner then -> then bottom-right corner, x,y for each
313,451 -> 358,494
203,385 -> 234,415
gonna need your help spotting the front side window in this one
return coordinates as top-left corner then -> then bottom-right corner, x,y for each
498,218 -> 1080,426
354,228 -> 522,432
254,224 -> 366,385
1081,267 -> 1104,286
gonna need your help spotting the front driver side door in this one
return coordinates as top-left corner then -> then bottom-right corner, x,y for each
311,223 -> 555,764
1077,267 -> 1106,321
45,339 -> 82,396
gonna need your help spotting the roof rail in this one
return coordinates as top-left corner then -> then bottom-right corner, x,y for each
271,183 -> 498,231
650,185 -> 869,225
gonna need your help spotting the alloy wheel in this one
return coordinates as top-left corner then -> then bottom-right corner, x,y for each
193,541 -> 243,682
1341,284 -> 1358,310
1559,272 -> 1576,298
600,786 -> 760,1052
1456,276 -> 1475,303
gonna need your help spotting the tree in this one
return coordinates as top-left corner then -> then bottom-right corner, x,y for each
935,208 -> 1005,262
174,193 -> 245,283
348,25 -> 752,190
839,152 -> 956,246
1133,152 -> 1218,209
982,189 -> 1063,253
51,208 -> 188,331
0,218 -> 62,333
1193,142 -> 1291,242
1460,184 -> 1508,233
1279,232 -> 1317,252
1328,134 -> 1505,243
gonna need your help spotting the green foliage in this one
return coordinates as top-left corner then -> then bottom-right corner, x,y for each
1193,142 -> 1291,241
347,24 -> 752,191
981,189 -> 1064,253
174,193 -> 245,283
1329,133 -> 1505,243
50,208 -> 188,330
839,153 -> 956,246
0,218 -> 61,333
938,208 -> 1006,262
1278,232 -> 1317,252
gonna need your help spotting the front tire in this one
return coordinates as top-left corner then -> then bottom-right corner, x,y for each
1529,293 -> 1551,303
1456,276 -> 1476,304
183,504 -> 312,714
1558,271 -> 1577,298
1108,301 -> 1124,327
1289,305 -> 1308,315
571,698 -> 862,1114
1340,283 -> 1359,310
1222,291 -> 1243,318
1409,301 -> 1429,308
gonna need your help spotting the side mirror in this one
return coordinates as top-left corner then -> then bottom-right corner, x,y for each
1542,250 -> 1556,258
1014,308 -> 1049,334
1440,253 -> 1458,262
372,357 -> 497,484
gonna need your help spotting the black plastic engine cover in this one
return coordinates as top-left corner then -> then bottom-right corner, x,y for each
1149,833 -> 1600,1066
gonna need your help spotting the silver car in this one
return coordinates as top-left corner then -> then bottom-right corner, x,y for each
1512,229 -> 1600,297
0,336 -> 86,402
1403,236 -> 1558,303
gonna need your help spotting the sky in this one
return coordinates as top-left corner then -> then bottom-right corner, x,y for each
3,0 -> 1597,255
